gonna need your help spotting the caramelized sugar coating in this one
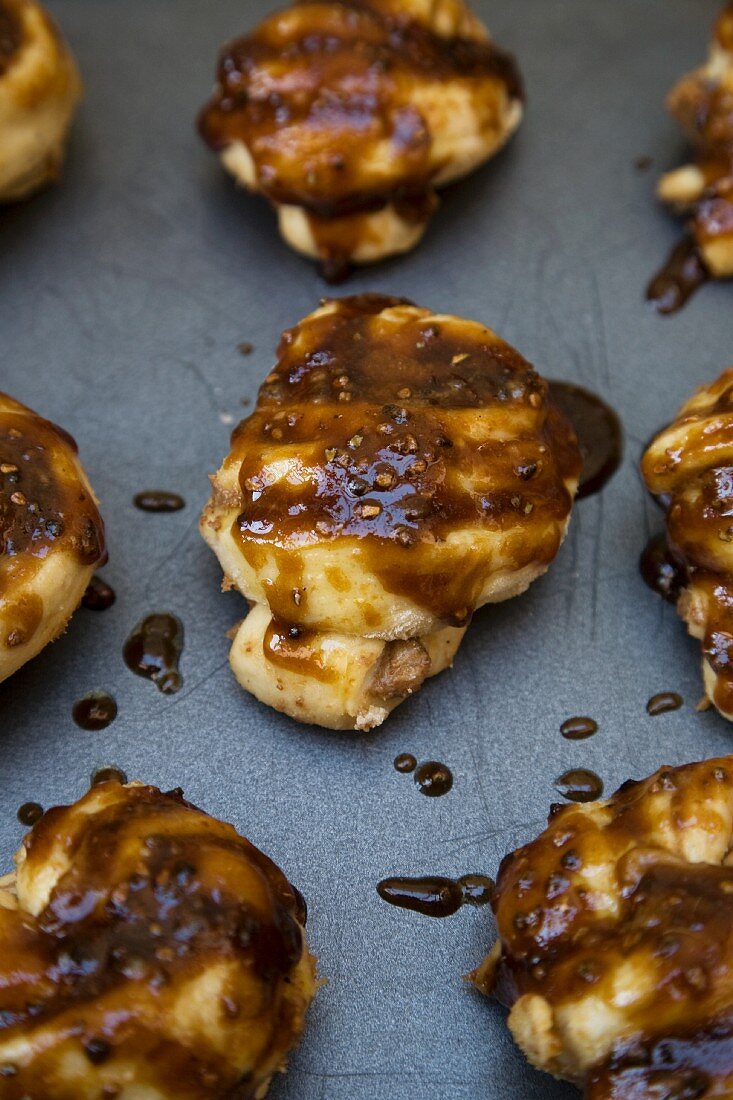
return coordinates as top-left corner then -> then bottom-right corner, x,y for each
0,393 -> 104,682
474,756 -> 733,1098
658,2 -> 733,278
0,0 -> 82,202
198,0 -> 523,276
201,294 -> 581,729
642,368 -> 733,720
0,780 -> 316,1099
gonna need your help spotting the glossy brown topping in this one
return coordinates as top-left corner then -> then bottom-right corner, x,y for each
642,369 -> 733,718
651,3 -> 733,304
0,401 -> 104,596
199,0 -> 522,210
481,756 -> 733,1098
0,782 -> 314,1098
0,0 -> 21,75
198,0 -> 523,273
223,294 -> 581,629
123,612 -> 184,694
377,872 -> 494,918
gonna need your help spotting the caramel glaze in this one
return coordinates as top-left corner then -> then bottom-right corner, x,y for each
0,782 -> 313,1099
651,2 -> 733,308
123,613 -> 183,694
133,490 -> 185,514
198,0 -> 523,275
0,0 -> 21,75
82,574 -> 116,611
485,757 -> 733,1097
554,768 -> 604,804
642,370 -> 733,717
0,400 -> 105,650
547,382 -> 622,500
413,759 -> 453,797
647,235 -> 710,316
224,294 -> 581,632
377,872 -> 493,918
639,532 -> 688,605
646,691 -> 683,716
72,691 -> 117,731
16,802 -> 43,827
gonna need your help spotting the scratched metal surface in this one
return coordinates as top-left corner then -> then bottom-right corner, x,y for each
0,0 -> 731,1096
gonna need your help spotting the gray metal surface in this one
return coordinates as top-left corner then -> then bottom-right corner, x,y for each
0,1 -> 731,1096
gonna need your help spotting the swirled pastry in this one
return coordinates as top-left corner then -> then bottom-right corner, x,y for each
0,0 -> 82,202
656,2 -> 733,280
473,756 -> 733,1098
0,780 -> 316,1098
197,0 -> 523,277
642,368 -> 733,720
201,294 -> 581,730
0,392 -> 105,683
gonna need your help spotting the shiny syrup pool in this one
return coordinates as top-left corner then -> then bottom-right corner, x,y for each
133,490 -> 185,513
82,575 -> 116,611
376,874 -> 495,918
17,802 -> 44,827
647,692 -> 683,716
413,761 -> 453,797
555,769 -> 604,803
72,691 -> 118,731
560,716 -> 598,740
548,381 -> 623,500
639,534 -> 687,604
123,613 -> 184,694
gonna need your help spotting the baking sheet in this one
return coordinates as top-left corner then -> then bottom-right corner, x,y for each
1,1 -> 732,1096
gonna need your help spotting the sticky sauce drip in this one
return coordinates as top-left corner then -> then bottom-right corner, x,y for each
647,236 -> 710,315
560,717 -> 598,740
413,761 -> 453,797
639,534 -> 688,604
262,618 -> 336,683
548,382 -> 623,500
17,802 -> 43,827
123,613 -> 184,694
82,575 -> 116,611
133,491 -> 185,513
376,874 -> 494,918
646,691 -> 683,716
72,692 -> 118,731
394,753 -> 417,773
554,769 -> 604,804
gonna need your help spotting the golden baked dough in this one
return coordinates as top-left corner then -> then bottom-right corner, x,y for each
474,755 -> 733,1098
0,0 -> 82,202
642,368 -> 733,721
657,2 -> 733,278
201,294 -> 581,730
0,392 -> 105,682
0,780 -> 316,1099
198,0 -> 523,276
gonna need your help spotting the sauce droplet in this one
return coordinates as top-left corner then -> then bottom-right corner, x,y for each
123,613 -> 184,694
554,769 -> 604,803
376,874 -> 494,918
237,342 -> 254,356
457,874 -> 495,907
647,691 -> 683,716
133,491 -> 185,513
647,236 -> 710,315
640,534 -> 687,604
414,760 -> 453,797
17,802 -> 43,827
72,692 -> 118,731
635,155 -> 653,172
394,752 -> 417,773
560,716 -> 598,740
82,575 -> 116,611
91,766 -> 127,787
548,381 -> 623,500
